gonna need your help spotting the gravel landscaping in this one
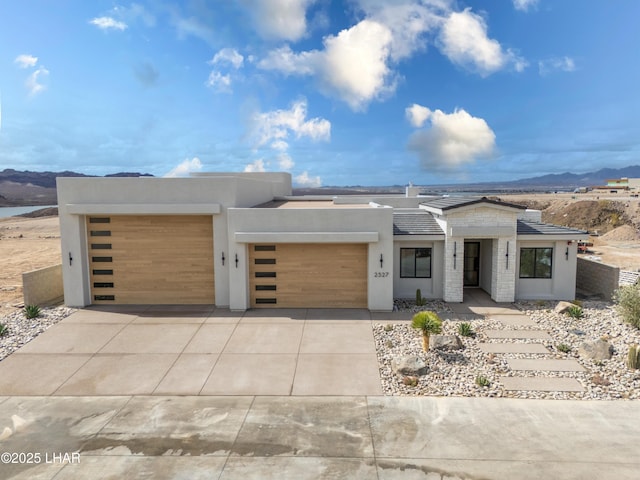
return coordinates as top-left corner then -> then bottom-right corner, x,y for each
374,300 -> 640,400
0,306 -> 75,361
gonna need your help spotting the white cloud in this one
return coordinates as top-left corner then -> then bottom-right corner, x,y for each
538,56 -> 576,76
351,0 -> 446,62
164,157 -> 203,177
271,140 -> 289,151
513,0 -> 539,12
407,106 -> 496,171
437,8 -> 525,76
241,0 -> 316,41
277,153 -> 295,170
210,48 -> 244,69
405,103 -> 432,128
295,171 -> 322,187
89,16 -> 128,31
259,20 -> 395,111
205,71 -> 232,93
258,45 -> 316,75
26,67 -> 49,97
14,54 -> 38,68
250,98 -> 330,147
244,159 -> 266,172
174,16 -> 215,45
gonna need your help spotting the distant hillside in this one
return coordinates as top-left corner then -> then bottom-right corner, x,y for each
510,165 -> 640,188
0,169 -> 153,206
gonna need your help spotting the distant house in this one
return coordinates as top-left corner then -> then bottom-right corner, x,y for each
593,177 -> 640,193
57,173 -> 587,311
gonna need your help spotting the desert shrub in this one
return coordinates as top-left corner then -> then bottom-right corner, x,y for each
475,375 -> 490,387
557,343 -> 571,353
0,323 -> 8,336
457,322 -> 475,337
24,305 -> 41,319
566,305 -> 583,319
613,285 -> 640,329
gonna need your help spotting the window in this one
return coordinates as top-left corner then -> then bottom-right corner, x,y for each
519,248 -> 553,278
400,248 -> 432,278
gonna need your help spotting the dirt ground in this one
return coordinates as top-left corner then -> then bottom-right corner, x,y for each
0,216 -> 61,316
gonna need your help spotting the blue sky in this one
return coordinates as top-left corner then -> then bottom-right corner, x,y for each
1,1 -> 640,187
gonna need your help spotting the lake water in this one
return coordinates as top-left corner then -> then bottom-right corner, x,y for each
0,205 -> 56,218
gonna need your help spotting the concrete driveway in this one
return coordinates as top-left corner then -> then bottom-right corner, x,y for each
1,395 -> 638,479
0,305 -> 386,396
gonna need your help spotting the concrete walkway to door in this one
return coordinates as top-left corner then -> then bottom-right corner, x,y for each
0,306 -> 387,397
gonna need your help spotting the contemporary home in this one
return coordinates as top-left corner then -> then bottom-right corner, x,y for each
57,172 -> 586,311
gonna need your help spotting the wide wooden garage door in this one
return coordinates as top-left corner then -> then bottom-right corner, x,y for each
87,215 -> 214,304
249,243 -> 367,308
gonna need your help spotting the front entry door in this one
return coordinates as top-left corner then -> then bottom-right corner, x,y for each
463,242 -> 480,287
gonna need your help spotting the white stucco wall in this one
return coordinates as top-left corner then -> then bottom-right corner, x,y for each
227,204 -> 394,311
515,240 -> 578,300
56,175 -> 290,308
393,240 -> 444,299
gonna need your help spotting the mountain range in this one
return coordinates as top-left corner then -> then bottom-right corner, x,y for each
1,166 -> 640,206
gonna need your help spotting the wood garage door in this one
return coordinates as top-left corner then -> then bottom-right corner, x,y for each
87,215 -> 214,304
249,243 -> 367,308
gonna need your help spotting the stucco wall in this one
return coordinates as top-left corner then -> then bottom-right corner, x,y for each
56,175 -> 290,308
22,264 -> 64,306
228,205 -> 394,311
515,240 -> 577,300
576,257 -> 619,301
393,240 -> 444,299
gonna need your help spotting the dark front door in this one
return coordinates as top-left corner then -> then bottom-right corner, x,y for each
464,242 -> 480,287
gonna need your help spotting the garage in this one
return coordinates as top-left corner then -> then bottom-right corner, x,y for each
249,243 -> 368,308
87,215 -> 214,304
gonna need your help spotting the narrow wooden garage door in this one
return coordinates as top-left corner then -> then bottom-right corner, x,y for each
87,215 -> 214,304
249,243 -> 367,308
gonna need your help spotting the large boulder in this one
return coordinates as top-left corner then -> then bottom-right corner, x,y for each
391,356 -> 428,376
578,339 -> 614,361
429,335 -> 464,351
555,301 -> 575,314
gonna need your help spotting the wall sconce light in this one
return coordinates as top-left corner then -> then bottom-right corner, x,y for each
221,252 -> 225,266
566,247 -> 569,260
235,253 -> 239,268
453,241 -> 457,269
68,252 -> 73,266
505,241 -> 509,270
380,254 -> 384,268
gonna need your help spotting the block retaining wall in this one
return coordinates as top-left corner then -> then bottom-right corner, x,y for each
22,264 -> 64,307
576,257 -> 619,301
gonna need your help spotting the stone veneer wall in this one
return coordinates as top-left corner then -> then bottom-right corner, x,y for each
576,257 -> 619,301
22,264 -> 64,306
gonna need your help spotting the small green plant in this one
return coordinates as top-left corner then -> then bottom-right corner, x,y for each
627,344 -> 640,369
475,375 -> 490,387
613,285 -> 640,329
384,324 -> 393,332
411,311 -> 442,351
557,343 -> 572,353
415,289 -> 426,306
24,305 -> 41,319
0,323 -> 8,337
566,305 -> 583,319
457,322 -> 475,337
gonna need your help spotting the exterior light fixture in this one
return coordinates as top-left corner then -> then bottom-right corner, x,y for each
380,254 -> 384,268
566,247 -> 569,260
69,252 -> 73,266
235,253 -> 239,268
453,242 -> 457,269
221,252 -> 225,266
505,241 -> 509,270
